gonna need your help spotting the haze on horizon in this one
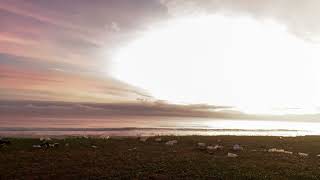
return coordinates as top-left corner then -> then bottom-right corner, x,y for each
1,0 -> 320,117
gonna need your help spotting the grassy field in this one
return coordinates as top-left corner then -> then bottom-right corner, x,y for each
1,136 -> 320,179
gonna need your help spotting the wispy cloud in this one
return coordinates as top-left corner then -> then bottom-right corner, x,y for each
0,0 -> 169,103
0,64 -> 150,102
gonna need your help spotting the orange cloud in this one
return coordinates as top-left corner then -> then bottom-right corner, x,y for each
0,64 -> 149,102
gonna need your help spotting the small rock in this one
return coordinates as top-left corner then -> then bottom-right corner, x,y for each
128,147 -> 137,151
155,137 -> 162,142
213,145 -> 224,150
165,140 -> 178,146
40,137 -> 51,141
268,148 -> 284,153
197,142 -> 206,149
206,146 -> 215,151
317,154 -> 320,157
233,144 -> 244,151
283,151 -> 293,154
100,135 -> 110,139
227,152 -> 238,158
139,137 -> 148,142
268,148 -> 293,154
32,145 -> 41,148
206,145 -> 224,152
91,145 -> 97,149
49,143 -> 59,148
298,152 -> 308,157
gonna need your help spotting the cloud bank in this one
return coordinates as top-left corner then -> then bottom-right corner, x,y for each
2,0 -> 320,116
162,0 -> 320,41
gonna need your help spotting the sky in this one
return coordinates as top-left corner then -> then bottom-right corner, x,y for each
0,0 -> 167,103
1,0 -> 320,117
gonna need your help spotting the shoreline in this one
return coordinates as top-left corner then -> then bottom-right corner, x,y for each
0,133 -> 316,138
0,133 -> 311,138
0,127 -> 313,138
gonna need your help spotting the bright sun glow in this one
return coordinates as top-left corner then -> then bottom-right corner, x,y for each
111,15 -> 320,115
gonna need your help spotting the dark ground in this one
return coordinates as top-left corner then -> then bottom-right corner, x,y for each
1,136 -> 320,179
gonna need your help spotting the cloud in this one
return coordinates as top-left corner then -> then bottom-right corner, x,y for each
0,0 -> 89,33
107,22 -> 121,32
0,64 -> 151,102
1,100 -> 320,121
0,100 -> 235,118
161,0 -> 320,41
0,0 -> 170,103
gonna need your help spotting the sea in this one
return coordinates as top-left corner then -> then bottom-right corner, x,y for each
1,116 -> 320,137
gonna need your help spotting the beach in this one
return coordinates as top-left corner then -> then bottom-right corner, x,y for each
1,136 -> 320,179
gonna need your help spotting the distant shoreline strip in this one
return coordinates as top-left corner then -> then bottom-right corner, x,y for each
0,127 -> 300,132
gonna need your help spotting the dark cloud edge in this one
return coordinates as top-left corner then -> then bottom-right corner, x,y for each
1,100 -> 319,121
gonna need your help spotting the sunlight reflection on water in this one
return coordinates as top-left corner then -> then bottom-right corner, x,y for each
1,117 -> 320,137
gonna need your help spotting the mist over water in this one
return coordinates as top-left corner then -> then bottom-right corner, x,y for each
1,117 -> 319,137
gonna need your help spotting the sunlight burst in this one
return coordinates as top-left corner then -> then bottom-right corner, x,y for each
112,15 -> 320,114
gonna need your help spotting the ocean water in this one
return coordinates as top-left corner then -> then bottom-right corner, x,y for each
0,116 -> 320,137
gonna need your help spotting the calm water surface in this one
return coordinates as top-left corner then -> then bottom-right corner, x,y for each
0,116 -> 319,137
